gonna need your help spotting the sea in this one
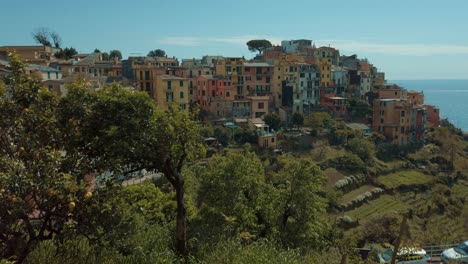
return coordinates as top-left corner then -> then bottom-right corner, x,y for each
389,80 -> 468,133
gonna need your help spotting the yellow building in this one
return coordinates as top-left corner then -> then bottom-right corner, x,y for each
155,75 -> 189,110
271,53 -> 305,106
215,57 -> 245,98
319,57 -> 332,87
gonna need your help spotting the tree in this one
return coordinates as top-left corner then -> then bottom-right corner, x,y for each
0,54 -> 93,261
32,28 -> 61,48
102,52 -> 110,61
153,105 -> 205,255
32,28 -> 52,46
93,48 -> 101,53
347,136 -> 376,165
109,50 -> 122,60
264,113 -> 281,131
291,112 -> 304,128
304,112 -> 332,130
271,157 -> 329,248
148,49 -> 166,57
196,152 -> 270,241
246,39 -> 272,54
50,32 -> 61,48
54,47 -> 77,60
347,98 -> 370,120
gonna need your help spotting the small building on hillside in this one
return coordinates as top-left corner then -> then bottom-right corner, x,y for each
248,118 -> 278,148
346,123 -> 372,136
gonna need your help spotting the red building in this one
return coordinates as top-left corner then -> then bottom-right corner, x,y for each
423,104 -> 440,128
320,90 -> 346,114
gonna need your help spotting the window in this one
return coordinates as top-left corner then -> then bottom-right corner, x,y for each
47,72 -> 50,79
212,80 -> 215,85
271,138 -> 275,143
167,81 -> 172,89
190,89 -> 193,95
256,76 -> 262,81
180,80 -> 184,87
245,67 -> 250,72
258,102 -> 264,109
145,71 -> 150,80
401,127 -> 404,133
226,91 -> 230,97
145,82 -> 150,92
380,118 -> 384,124
56,72 -> 59,79
180,91 -> 184,98
401,110 -> 405,117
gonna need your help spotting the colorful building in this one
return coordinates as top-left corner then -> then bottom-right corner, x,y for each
319,57 -> 332,87
196,75 -> 235,117
423,104 -> 440,128
215,57 -> 245,98
154,75 -> 189,110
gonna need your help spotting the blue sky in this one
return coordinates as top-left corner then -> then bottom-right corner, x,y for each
1,0 -> 468,79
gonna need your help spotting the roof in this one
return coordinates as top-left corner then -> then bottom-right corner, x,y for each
243,62 -> 272,67
248,118 -> 265,125
346,123 -> 370,130
27,64 -> 60,72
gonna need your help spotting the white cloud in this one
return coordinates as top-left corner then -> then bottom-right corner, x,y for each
314,40 -> 468,56
160,35 -> 468,56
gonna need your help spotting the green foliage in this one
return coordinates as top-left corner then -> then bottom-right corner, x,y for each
246,39 -> 272,54
347,136 -> 376,165
147,49 -> 166,57
196,152 -> 270,241
0,54 -> 92,260
54,47 -> 78,60
196,239 -> 304,264
263,113 -> 281,131
347,98 -> 370,119
109,50 -> 122,60
304,112 -> 332,129
291,112 -> 304,127
234,127 -> 257,144
327,154 -> 366,173
376,143 -> 400,161
272,157 -> 329,248
214,126 -> 230,147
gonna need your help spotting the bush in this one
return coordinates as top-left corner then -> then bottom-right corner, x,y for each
334,174 -> 367,190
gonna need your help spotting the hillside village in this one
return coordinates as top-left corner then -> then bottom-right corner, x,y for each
0,39 -> 440,149
1,39 -> 467,263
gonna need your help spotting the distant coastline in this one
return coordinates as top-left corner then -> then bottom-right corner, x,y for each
390,79 -> 468,132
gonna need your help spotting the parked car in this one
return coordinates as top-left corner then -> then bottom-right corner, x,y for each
378,247 -> 432,263
441,241 -> 468,263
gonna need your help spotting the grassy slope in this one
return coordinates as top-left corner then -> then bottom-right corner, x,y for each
376,170 -> 433,189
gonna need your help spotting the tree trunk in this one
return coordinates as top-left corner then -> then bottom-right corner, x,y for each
174,176 -> 187,256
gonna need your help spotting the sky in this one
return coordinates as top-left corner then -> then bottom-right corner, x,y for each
1,0 -> 468,80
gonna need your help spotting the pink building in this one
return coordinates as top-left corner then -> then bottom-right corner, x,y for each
196,75 -> 235,117
243,62 -> 273,98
